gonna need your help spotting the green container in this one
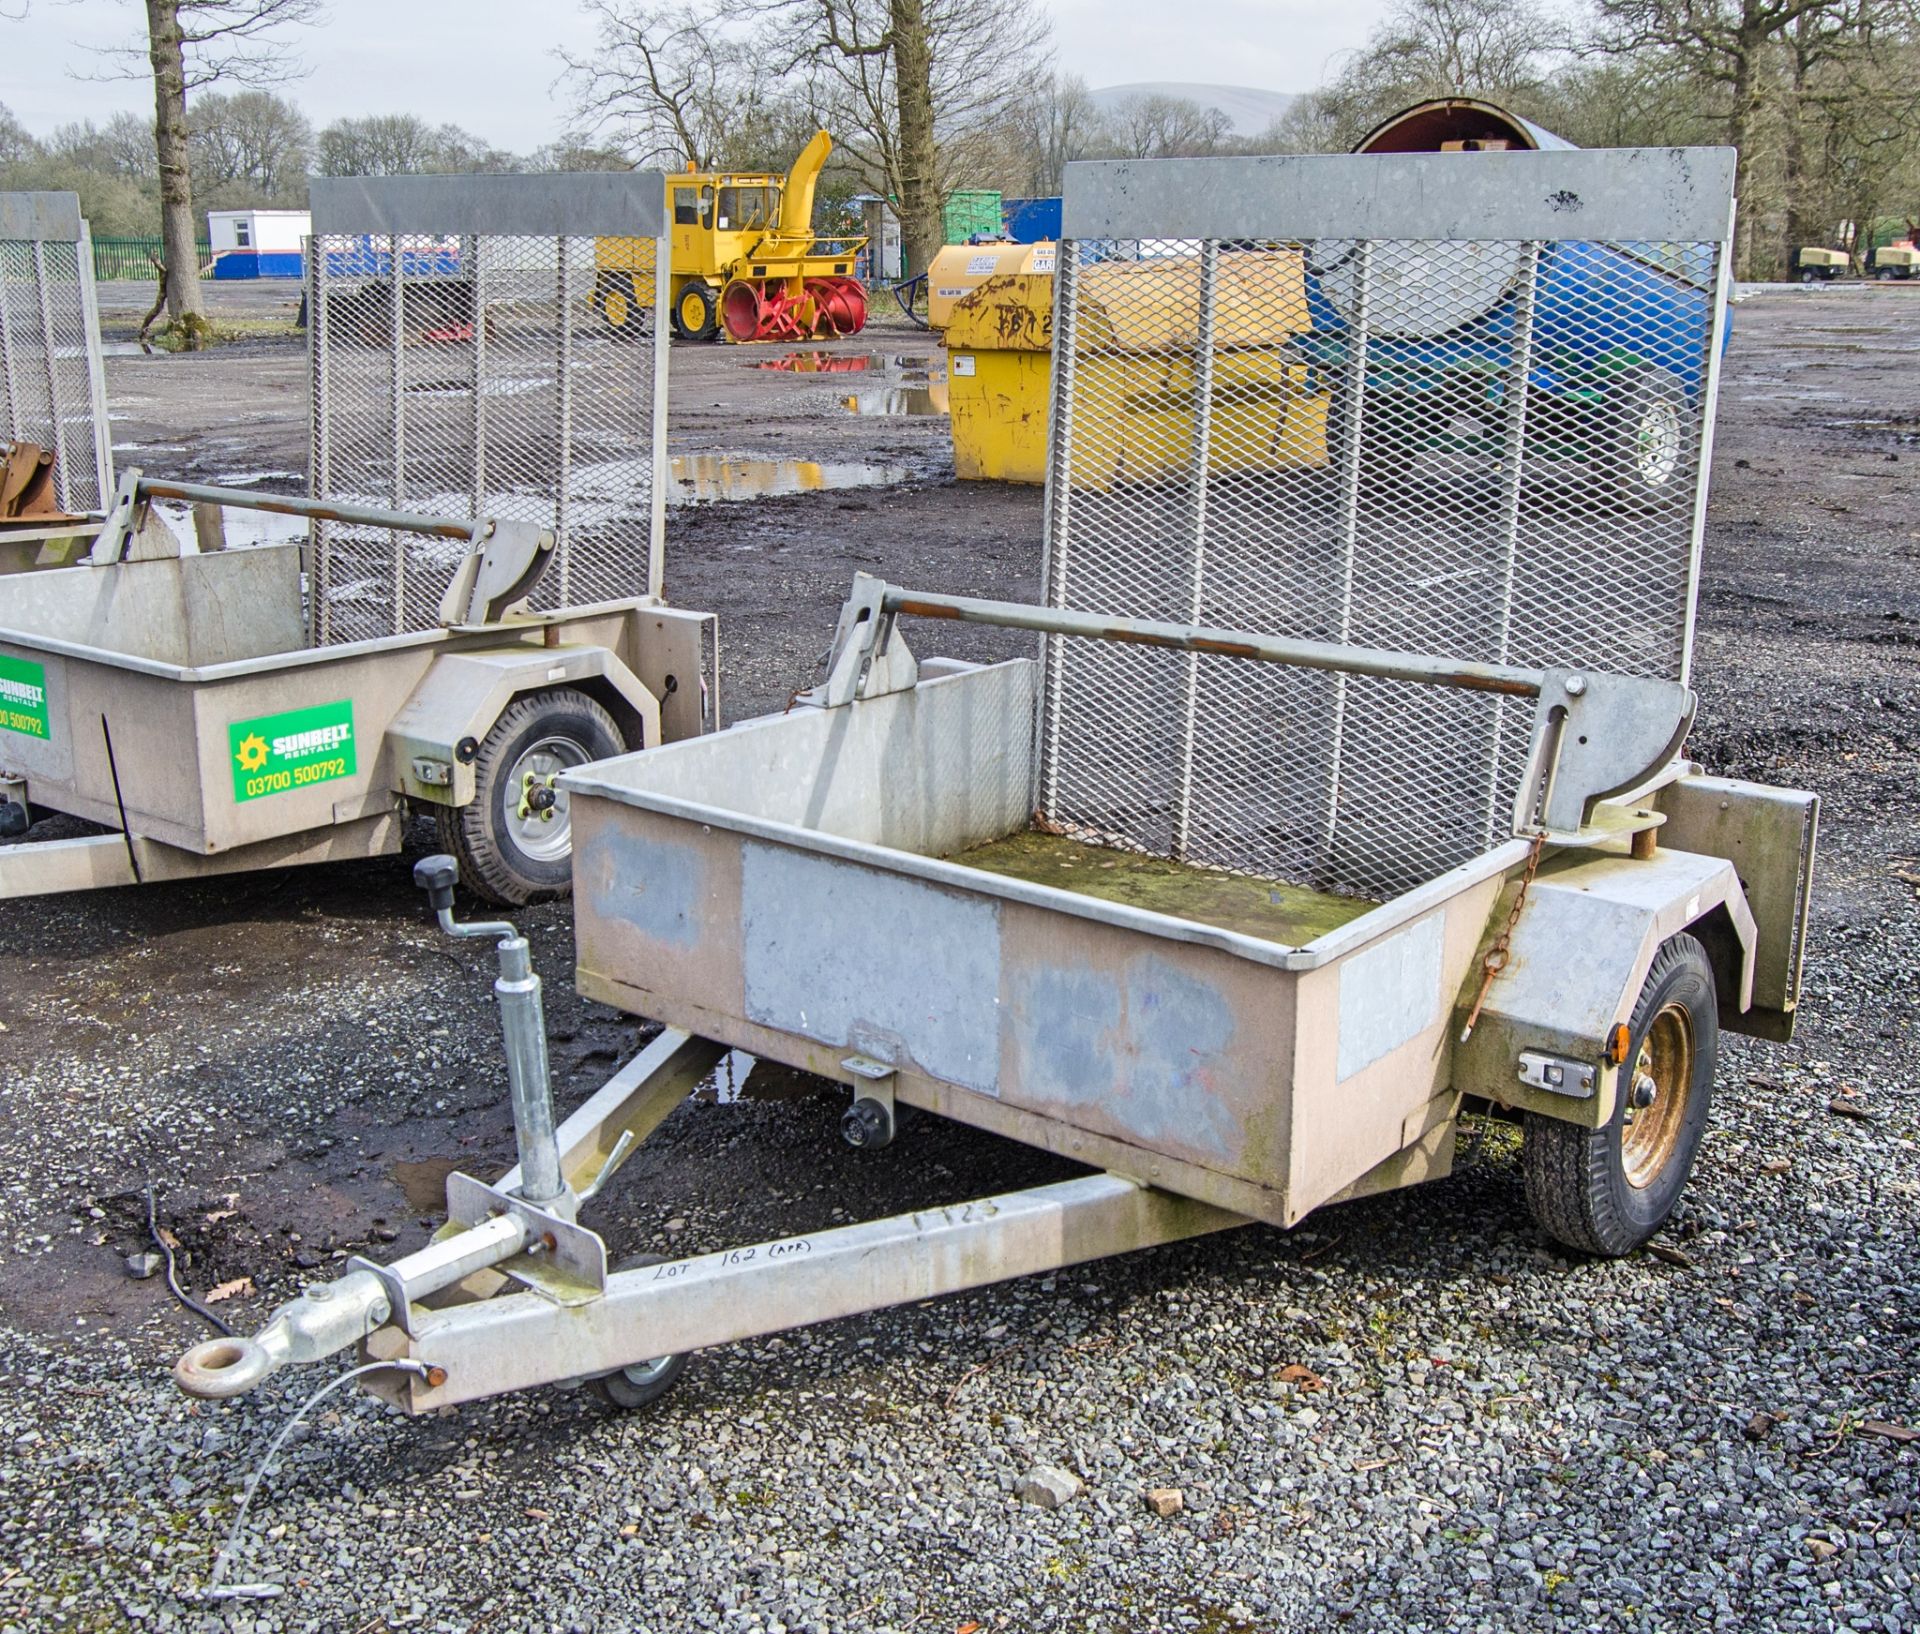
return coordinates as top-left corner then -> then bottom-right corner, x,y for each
942,190 -> 1003,245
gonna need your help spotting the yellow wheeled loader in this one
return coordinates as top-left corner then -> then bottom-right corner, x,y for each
592,130 -> 869,343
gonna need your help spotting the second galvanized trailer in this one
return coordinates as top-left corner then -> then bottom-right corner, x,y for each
0,172 -> 718,906
176,145 -> 1816,1425
0,475 -> 715,904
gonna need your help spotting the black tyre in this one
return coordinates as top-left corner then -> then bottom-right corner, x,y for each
1798,268 -> 1817,284
1523,932 -> 1718,1257
1593,364 -> 1693,506
1878,267 -> 1898,282
594,271 -> 646,337
671,281 -> 717,341
588,1255 -> 690,1410
434,688 -> 623,906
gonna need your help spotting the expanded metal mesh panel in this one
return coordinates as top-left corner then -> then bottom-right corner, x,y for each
0,228 -> 111,513
309,230 -> 663,643
1040,227 -> 1725,902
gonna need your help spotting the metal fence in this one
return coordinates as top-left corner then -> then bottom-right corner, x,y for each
0,191 -> 114,514
90,236 -> 212,283
1037,148 -> 1735,903
306,173 -> 669,644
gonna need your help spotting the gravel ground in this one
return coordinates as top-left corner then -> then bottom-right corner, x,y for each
0,289 -> 1916,1633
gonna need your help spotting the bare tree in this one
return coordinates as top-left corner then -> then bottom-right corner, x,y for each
0,104 -> 43,166
523,139 -> 634,172
562,0 -> 1050,277
315,114 -> 516,176
190,89 -> 310,203
1001,72 -> 1100,194
103,1 -> 322,342
1528,58 -> 1706,149
1103,93 -> 1235,159
1781,10 -> 1920,262
1280,0 -> 1564,150
1369,0 -> 1563,91
1589,0 -> 1889,271
565,3 -> 736,167
99,110 -> 162,180
560,2 -> 815,170
777,0 -> 1052,277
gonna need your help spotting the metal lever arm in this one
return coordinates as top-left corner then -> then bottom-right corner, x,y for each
835,575 -> 1696,844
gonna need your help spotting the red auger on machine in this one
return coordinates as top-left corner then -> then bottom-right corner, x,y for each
719,269 -> 868,343
593,131 -> 872,345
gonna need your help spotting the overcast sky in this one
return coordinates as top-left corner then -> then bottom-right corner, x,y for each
3,0 -> 1387,152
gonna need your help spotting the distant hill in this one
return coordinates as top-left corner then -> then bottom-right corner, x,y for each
1089,83 -> 1296,139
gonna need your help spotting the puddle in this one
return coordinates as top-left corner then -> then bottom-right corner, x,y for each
755,348 -> 950,416
840,384 -> 948,417
210,469 -> 300,487
57,341 -> 154,358
391,1155 -> 462,1216
153,500 -> 309,549
694,1049 -> 825,1104
950,829 -> 1375,947
755,351 -> 933,373
668,454 -> 912,503
1819,417 -> 1920,434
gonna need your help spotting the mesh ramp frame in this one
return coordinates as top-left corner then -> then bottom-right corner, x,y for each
307,173 -> 670,645
0,191 -> 114,514
1038,148 -> 1736,904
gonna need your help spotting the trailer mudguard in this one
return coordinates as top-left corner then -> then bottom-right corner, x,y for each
1653,775 -> 1818,1042
1451,846 -> 1756,1127
387,644 -> 663,807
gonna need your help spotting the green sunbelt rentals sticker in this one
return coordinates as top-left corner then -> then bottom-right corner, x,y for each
230,700 -> 357,802
0,656 -> 50,740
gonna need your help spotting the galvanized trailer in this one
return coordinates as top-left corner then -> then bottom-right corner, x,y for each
179,148 -> 1816,1423
0,475 -> 715,902
0,172 -> 715,905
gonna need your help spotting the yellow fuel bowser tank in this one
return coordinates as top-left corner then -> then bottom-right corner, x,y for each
926,241 -> 1058,330
944,251 -> 1330,486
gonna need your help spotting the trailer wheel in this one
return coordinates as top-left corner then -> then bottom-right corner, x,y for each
672,282 -> 717,341
587,1255 -> 690,1411
435,687 -> 623,905
1522,932 -> 1717,1258
1595,365 -> 1693,505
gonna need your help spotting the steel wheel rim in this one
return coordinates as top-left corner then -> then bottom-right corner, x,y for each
506,735 -> 588,863
679,288 -> 706,330
619,1355 -> 675,1389
1635,400 -> 1683,487
1621,1003 -> 1693,1190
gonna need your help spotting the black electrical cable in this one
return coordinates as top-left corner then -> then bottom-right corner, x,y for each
100,716 -> 142,885
145,1181 -> 233,1337
891,273 -> 930,328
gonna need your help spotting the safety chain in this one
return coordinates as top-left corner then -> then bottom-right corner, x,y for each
1458,830 -> 1547,1044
